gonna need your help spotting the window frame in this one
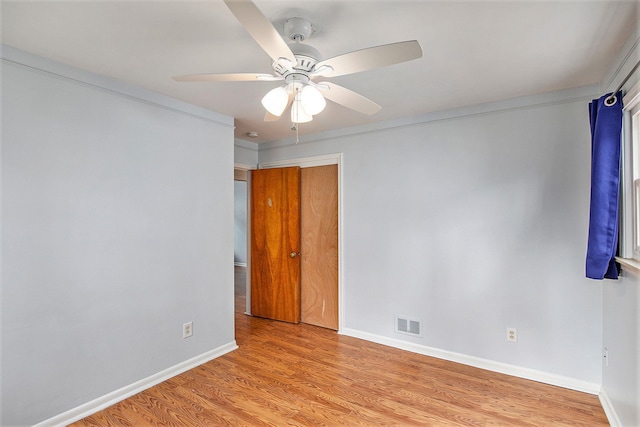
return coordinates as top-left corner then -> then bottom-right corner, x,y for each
619,81 -> 640,264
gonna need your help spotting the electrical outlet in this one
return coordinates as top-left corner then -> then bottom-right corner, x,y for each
507,328 -> 518,342
183,322 -> 193,339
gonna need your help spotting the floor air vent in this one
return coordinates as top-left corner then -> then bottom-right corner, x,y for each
395,316 -> 422,337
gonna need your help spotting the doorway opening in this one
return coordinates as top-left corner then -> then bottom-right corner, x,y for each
234,166 -> 251,317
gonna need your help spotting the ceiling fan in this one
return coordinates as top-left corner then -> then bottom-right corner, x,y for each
173,0 -> 423,127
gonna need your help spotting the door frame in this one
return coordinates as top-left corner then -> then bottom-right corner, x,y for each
235,162 -> 254,317
248,153 -> 343,332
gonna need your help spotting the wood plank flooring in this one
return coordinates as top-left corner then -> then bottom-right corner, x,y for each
72,266 -> 609,426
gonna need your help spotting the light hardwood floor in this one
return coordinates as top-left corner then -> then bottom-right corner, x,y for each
72,266 -> 608,426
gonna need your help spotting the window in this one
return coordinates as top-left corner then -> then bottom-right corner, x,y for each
619,81 -> 640,265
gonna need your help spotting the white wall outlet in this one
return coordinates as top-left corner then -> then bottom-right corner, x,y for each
183,321 -> 193,339
507,327 -> 518,342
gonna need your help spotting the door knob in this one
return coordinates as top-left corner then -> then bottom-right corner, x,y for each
290,252 -> 300,258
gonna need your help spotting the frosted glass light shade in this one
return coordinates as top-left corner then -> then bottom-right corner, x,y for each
291,98 -> 312,123
300,85 -> 326,115
261,86 -> 289,116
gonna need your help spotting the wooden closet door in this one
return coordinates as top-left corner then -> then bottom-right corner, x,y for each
250,167 -> 301,323
301,165 -> 339,330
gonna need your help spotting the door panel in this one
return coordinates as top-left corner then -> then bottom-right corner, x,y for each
250,167 -> 301,323
301,165 -> 339,330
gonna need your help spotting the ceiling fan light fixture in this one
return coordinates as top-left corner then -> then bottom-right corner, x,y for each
261,86 -> 289,116
291,96 -> 313,124
176,0 -> 424,136
300,84 -> 326,115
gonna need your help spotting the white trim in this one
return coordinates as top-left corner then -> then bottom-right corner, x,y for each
620,107 -> 635,258
258,85 -> 598,149
234,162 -> 254,171
601,32 -> 640,94
34,341 -> 238,427
616,257 -> 640,278
340,328 -> 601,395
1,44 -> 233,127
623,80 -> 640,108
620,80 -> 640,259
257,153 -> 344,332
599,389 -> 622,427
259,153 -> 340,169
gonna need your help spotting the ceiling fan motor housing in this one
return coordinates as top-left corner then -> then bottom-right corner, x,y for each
291,43 -> 321,70
272,42 -> 321,84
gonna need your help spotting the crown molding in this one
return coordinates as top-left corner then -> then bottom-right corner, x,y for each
1,44 -> 234,128
258,84 -> 598,151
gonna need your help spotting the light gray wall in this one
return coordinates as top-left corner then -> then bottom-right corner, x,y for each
234,139 -> 258,168
599,19 -> 640,426
259,90 -> 603,386
234,181 -> 247,264
602,272 -> 639,426
1,48 -> 235,425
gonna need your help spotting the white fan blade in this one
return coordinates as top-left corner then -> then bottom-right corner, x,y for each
315,40 -> 422,77
264,111 -> 281,122
320,82 -> 381,115
224,0 -> 297,67
173,73 -> 282,82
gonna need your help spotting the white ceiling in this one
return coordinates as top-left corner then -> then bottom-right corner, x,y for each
1,1 -> 637,143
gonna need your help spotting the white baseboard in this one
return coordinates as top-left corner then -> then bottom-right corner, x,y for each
340,328 -> 601,395
599,389 -> 622,427
34,341 -> 238,427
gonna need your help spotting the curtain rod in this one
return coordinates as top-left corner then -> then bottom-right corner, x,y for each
605,59 -> 640,106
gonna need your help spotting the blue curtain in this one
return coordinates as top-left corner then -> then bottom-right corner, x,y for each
586,92 -> 623,280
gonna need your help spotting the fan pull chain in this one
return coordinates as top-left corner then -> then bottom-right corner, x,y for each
292,86 -> 300,144
290,122 -> 299,144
